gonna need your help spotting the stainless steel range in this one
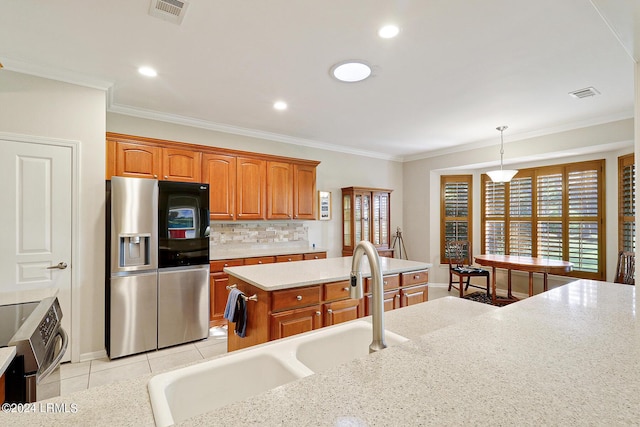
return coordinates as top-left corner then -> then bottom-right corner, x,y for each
1,296 -> 68,403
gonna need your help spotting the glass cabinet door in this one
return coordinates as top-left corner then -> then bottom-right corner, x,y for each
379,192 -> 389,247
354,194 -> 362,243
343,194 -> 352,248
361,194 -> 370,242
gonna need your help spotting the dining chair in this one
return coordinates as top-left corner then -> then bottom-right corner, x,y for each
614,251 -> 635,285
445,240 -> 490,298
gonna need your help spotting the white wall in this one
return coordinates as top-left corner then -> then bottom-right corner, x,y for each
0,70 -> 107,360
403,119 -> 634,291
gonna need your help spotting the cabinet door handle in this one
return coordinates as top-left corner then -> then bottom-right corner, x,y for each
314,256 -> 318,259
343,287 -> 349,292
327,309 -> 333,314
288,258 -> 292,262
414,275 -> 420,279
315,311 -> 321,316
164,175 -> 168,179
296,295 -> 302,301
258,261 -> 262,264
383,281 -> 388,285
153,174 -> 158,178
395,295 -> 400,299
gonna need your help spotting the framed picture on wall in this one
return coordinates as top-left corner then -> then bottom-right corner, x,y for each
318,191 -> 331,220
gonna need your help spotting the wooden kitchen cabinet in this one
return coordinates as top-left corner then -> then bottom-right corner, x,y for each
107,133 -> 319,222
209,259 -> 244,326
303,252 -> 326,260
236,157 -> 266,220
109,139 -> 201,181
244,256 -> 276,265
113,141 -> 161,179
267,161 -> 293,220
400,269 -> 429,307
203,153 -> 236,220
276,254 -> 304,262
267,161 -> 316,220
0,371 -> 5,404
270,305 -> 322,340
342,187 -> 393,257
161,147 -> 202,182
293,164 -> 316,219
324,298 -> 362,327
226,263 -> 428,352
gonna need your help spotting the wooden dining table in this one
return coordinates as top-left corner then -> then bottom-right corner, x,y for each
474,254 -> 573,304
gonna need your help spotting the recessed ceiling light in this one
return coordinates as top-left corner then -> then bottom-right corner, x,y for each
138,66 -> 158,77
331,61 -> 372,83
378,25 -> 399,39
273,101 -> 287,110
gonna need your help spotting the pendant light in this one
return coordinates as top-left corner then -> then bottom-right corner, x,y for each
487,125 -> 518,183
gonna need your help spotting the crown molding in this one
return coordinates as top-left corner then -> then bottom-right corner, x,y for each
108,103 -> 404,162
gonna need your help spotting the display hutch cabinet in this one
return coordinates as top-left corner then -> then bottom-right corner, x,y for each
341,187 -> 393,257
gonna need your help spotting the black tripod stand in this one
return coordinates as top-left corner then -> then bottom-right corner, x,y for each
391,227 -> 408,259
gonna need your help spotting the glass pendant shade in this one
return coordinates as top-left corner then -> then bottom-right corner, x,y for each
487,169 -> 518,183
487,125 -> 517,183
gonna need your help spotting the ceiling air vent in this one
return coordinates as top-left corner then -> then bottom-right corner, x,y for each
149,0 -> 189,25
568,87 -> 600,99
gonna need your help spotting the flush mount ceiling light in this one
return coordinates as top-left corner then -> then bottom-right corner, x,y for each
487,126 -> 518,183
273,101 -> 287,111
138,66 -> 158,77
330,61 -> 372,83
378,24 -> 400,39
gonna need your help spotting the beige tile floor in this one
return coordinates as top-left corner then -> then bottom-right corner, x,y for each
58,283 -> 472,396
58,326 -> 229,396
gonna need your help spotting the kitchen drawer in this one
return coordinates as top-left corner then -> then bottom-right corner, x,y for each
303,252 -> 327,260
271,285 -> 321,312
244,256 -> 276,265
401,270 -> 429,287
210,258 -> 244,273
400,284 -> 428,307
323,280 -> 351,302
276,254 -> 304,263
365,274 -> 400,293
365,290 -> 400,316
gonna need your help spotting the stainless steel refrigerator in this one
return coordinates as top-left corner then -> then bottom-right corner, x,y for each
106,177 -> 210,359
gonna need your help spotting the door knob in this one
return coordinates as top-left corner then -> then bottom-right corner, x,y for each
47,262 -> 68,270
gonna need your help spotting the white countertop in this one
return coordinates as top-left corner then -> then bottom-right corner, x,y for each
224,256 -> 432,290
0,346 -> 16,377
210,244 -> 327,261
3,280 -> 637,426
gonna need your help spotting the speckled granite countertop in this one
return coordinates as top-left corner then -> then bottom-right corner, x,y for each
224,256 -> 432,290
209,244 -> 327,261
4,280 -> 637,426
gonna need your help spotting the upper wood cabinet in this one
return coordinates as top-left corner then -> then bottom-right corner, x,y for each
109,139 -> 201,181
113,141 -> 161,179
342,187 -> 393,256
293,164 -> 316,220
203,153 -> 236,220
106,133 -> 319,222
236,157 -> 266,220
162,148 -> 202,182
267,161 -> 293,220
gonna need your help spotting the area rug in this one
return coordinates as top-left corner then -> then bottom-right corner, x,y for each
461,291 -> 508,307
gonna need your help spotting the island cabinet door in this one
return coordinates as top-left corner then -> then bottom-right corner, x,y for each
400,284 -> 428,307
270,305 -> 322,340
323,299 -> 363,327
365,290 -> 400,316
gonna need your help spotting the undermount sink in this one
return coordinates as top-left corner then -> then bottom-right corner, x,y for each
295,321 -> 409,373
148,350 -> 313,427
148,320 -> 408,426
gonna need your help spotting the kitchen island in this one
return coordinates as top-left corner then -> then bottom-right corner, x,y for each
2,279 -> 638,426
223,257 -> 432,351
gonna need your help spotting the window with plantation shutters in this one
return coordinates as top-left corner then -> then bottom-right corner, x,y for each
441,175 -> 472,264
618,154 -> 635,253
481,159 -> 605,280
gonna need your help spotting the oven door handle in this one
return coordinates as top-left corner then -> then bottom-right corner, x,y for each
37,327 -> 69,384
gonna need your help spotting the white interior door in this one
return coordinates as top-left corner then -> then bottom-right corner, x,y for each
0,138 -> 73,362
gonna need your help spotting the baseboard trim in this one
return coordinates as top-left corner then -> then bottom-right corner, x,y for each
79,349 -> 107,363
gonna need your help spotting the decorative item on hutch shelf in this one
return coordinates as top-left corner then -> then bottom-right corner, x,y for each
318,191 -> 331,220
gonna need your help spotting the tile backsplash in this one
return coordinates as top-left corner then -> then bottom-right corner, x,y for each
209,222 -> 308,245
